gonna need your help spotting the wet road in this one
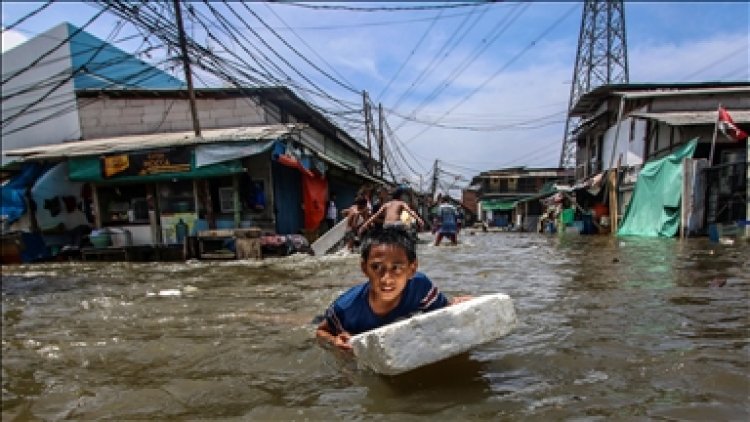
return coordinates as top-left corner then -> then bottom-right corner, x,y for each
2,232 -> 749,420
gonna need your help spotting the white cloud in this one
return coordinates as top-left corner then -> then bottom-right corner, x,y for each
630,31 -> 749,82
1,28 -> 28,53
391,30 -> 750,184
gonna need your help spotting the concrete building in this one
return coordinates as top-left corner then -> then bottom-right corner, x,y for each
466,167 -> 572,229
1,22 -> 184,165
1,23 -> 380,261
569,82 -> 749,236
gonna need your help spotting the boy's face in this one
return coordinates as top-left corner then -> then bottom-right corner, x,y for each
361,244 -> 417,305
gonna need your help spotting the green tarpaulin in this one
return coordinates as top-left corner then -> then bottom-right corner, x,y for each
69,155 -> 244,183
617,138 -> 698,237
481,199 -> 517,211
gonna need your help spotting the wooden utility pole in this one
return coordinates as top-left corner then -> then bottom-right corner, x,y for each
363,91 -> 372,172
378,103 -> 384,178
174,0 -> 201,137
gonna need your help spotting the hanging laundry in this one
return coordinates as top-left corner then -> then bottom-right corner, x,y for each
271,141 -> 287,161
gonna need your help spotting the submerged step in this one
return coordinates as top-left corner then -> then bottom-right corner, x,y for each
350,293 -> 517,375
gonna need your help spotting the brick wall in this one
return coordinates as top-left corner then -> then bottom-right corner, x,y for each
462,190 -> 479,216
78,96 -> 267,139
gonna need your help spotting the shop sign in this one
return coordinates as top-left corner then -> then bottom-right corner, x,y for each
102,148 -> 191,178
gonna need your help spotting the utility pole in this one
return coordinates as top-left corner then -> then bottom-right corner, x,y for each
378,103 -> 384,178
559,0 -> 628,170
173,0 -> 201,137
363,91 -> 372,173
430,159 -> 439,200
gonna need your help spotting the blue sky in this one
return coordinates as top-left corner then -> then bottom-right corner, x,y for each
2,1 -> 749,190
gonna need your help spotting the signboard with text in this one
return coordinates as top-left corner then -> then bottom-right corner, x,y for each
102,148 -> 191,179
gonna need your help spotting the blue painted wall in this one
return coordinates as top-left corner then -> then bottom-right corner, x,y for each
67,23 -> 184,89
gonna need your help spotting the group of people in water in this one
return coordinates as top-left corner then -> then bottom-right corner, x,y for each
327,186 -> 462,251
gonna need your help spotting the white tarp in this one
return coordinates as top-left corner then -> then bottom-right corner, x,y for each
194,140 -> 275,168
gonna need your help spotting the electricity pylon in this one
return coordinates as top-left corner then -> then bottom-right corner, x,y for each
559,0 -> 629,170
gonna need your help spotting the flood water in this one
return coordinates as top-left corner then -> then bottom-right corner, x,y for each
2,232 -> 749,420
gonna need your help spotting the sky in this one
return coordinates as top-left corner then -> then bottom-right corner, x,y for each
2,1 -> 749,193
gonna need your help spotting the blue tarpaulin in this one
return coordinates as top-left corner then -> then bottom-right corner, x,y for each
1,163 -> 49,224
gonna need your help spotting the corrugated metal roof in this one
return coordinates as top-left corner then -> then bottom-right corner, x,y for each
570,82 -> 750,116
6,124 -> 303,160
629,110 -> 750,125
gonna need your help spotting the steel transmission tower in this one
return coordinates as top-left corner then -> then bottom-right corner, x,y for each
559,0 -> 629,169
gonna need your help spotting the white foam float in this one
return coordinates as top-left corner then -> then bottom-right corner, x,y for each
350,293 -> 517,375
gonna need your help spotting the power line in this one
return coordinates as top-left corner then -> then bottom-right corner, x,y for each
113,1 -> 353,111
1,6 -> 110,86
2,23 -> 156,128
91,0 -> 368,145
240,1 -> 360,94
264,9 -> 489,31
680,43 -> 750,82
376,9 -> 444,102
2,36 -> 162,101
273,2 -> 493,13
383,116 -> 425,177
717,63 -> 750,81
402,4 -> 577,144
391,2 -> 530,129
387,3 -> 490,113
261,2 -> 355,88
205,1 -> 360,109
387,107 -> 566,131
1,0 -> 54,32
2,57 -> 176,138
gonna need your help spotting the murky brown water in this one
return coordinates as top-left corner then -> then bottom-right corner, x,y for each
2,233 -> 749,420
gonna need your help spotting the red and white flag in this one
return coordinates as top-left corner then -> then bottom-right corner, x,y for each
717,106 -> 748,141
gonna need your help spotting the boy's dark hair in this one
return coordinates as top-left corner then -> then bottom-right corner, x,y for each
354,196 -> 367,207
391,188 -> 404,200
360,226 -> 417,262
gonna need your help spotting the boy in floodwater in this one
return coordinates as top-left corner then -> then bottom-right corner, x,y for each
342,196 -> 370,251
316,227 -> 471,352
358,188 -> 424,235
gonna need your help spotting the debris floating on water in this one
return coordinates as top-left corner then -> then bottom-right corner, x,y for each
146,289 -> 182,297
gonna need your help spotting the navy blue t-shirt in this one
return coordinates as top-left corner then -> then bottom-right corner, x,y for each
324,272 -> 449,336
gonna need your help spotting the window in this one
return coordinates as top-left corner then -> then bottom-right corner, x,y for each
218,187 -> 235,213
507,178 -> 517,192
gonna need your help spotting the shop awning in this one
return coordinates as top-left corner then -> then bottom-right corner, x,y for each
480,199 -> 517,211
68,155 -> 244,183
5,124 -> 303,161
194,140 -> 275,167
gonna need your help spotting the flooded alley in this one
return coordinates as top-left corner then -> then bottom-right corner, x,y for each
2,232 -> 749,420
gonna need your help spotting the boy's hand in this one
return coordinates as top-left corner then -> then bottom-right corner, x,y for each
333,332 -> 353,351
449,295 -> 473,305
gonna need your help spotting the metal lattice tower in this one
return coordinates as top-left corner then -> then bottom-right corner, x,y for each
559,0 -> 629,169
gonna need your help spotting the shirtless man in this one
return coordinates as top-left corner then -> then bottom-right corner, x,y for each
358,189 -> 424,235
342,196 -> 370,251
